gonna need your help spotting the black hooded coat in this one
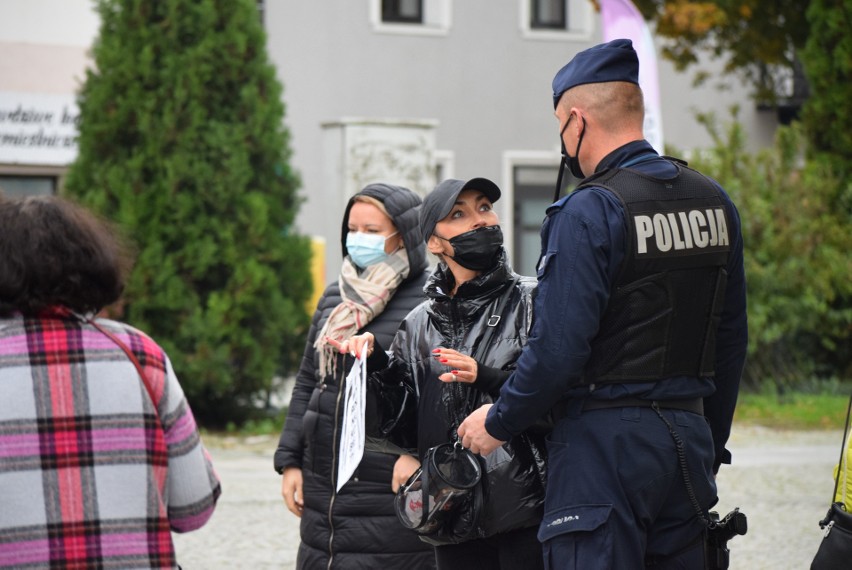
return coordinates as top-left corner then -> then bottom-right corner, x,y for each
274,184 -> 435,569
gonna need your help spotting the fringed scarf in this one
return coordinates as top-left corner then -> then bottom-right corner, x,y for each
314,248 -> 410,378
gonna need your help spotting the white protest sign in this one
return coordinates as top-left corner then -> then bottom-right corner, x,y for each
336,344 -> 368,492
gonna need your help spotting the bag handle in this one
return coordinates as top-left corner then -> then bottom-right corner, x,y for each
831,394 -> 852,506
87,318 -> 160,413
408,464 -> 430,530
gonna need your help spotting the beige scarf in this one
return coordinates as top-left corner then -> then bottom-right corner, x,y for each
314,248 -> 410,378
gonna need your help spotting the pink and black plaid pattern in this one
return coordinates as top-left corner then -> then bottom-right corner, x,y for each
0,312 -> 220,569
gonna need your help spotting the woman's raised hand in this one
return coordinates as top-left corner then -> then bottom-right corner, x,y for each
326,332 -> 375,358
433,348 -> 478,383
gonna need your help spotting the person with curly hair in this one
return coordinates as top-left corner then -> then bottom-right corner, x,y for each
0,194 -> 221,569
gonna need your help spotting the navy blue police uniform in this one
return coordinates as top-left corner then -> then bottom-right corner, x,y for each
483,40 -> 748,569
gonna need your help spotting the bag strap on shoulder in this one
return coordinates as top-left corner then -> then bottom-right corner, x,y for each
87,318 -> 161,417
452,276 -> 520,428
471,276 -> 519,363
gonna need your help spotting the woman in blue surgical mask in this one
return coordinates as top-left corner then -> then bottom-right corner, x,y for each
345,198 -> 403,269
274,184 -> 435,570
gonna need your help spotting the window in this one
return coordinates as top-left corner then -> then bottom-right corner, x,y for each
507,161 -> 580,275
512,166 -> 562,275
256,0 -> 265,26
382,0 -> 423,24
521,0 -> 592,40
370,0 -> 451,36
0,175 -> 56,198
434,149 -> 455,185
531,0 -> 566,30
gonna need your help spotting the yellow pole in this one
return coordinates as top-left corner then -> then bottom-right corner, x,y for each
307,237 -> 326,314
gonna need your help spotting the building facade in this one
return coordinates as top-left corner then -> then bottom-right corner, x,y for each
1,0 -> 779,280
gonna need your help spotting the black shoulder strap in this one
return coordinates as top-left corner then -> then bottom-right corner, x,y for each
451,277 -> 520,430
471,276 -> 519,363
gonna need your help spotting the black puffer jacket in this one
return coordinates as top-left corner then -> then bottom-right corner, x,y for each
373,255 -> 546,545
274,184 -> 435,570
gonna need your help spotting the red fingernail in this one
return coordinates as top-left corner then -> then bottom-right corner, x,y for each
440,359 -> 448,363
452,370 -> 459,375
432,348 -> 441,353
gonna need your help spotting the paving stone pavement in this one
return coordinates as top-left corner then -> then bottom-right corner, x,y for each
172,426 -> 841,569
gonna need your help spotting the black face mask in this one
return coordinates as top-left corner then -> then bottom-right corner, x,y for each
439,226 -> 503,271
567,132 -> 586,179
563,114 -> 586,179
554,114 -> 587,201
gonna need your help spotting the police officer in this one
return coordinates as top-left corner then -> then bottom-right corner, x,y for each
458,39 -> 748,569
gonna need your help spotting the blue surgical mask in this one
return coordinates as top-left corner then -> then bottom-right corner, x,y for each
346,231 -> 398,268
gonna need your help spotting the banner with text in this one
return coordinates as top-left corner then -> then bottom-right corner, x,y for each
0,92 -> 79,166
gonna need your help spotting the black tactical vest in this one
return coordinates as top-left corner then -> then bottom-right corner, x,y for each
578,162 -> 731,384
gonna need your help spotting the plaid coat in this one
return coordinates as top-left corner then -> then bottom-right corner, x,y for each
0,310 -> 221,569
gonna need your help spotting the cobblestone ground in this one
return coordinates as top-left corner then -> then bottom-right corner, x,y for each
173,426 -> 841,569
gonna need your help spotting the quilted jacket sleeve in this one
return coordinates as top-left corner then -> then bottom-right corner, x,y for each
273,286 -> 335,473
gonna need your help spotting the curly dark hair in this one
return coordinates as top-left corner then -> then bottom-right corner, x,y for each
0,195 -> 134,316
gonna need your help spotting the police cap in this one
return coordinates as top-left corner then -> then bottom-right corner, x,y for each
552,38 -> 640,108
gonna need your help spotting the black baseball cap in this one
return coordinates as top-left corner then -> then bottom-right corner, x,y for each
420,177 -> 501,242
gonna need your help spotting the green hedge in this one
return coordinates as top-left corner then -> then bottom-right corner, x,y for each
684,115 -> 851,388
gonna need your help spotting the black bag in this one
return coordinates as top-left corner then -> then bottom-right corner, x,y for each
366,371 -> 417,446
394,441 -> 483,539
811,394 -> 852,570
812,503 -> 852,569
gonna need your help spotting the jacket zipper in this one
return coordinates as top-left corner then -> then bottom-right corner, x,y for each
327,365 -> 346,570
450,298 -> 463,350
449,299 -> 467,435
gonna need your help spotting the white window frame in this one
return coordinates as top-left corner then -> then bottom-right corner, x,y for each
500,149 -> 563,263
434,148 -> 455,183
0,164 -> 65,197
370,0 -> 453,37
519,0 -> 593,42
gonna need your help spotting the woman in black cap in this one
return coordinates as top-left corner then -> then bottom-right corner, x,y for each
336,178 -> 546,570
273,184 -> 435,570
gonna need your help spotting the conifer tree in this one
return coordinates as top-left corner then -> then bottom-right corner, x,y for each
65,0 -> 311,425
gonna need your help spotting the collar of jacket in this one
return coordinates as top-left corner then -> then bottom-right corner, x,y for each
424,250 -> 514,321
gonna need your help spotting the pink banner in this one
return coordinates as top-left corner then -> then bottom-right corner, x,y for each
600,0 -> 665,153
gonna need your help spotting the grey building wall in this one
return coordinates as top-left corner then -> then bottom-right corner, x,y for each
2,1 -> 778,283
264,1 -> 777,280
